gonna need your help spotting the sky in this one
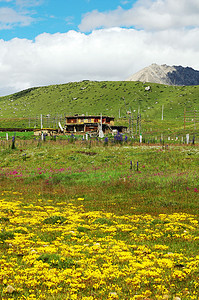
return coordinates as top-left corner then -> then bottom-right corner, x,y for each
1,0 -> 199,96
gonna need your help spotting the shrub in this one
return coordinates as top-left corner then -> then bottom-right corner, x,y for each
37,253 -> 75,269
43,215 -> 67,225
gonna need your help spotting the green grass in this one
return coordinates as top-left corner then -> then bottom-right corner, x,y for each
0,139 -> 198,215
0,81 -> 199,135
0,140 -> 199,299
0,131 -> 34,139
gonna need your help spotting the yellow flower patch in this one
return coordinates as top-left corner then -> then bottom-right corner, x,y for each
0,194 -> 199,299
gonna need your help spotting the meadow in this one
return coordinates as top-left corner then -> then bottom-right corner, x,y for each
0,80 -> 199,136
0,135 -> 199,299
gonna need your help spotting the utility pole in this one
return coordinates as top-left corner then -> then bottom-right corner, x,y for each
139,113 -> 141,136
184,108 -> 186,131
132,112 -> 133,136
162,105 -> 164,121
128,111 -> 132,136
137,114 -> 140,136
136,113 -> 138,135
194,109 -> 196,131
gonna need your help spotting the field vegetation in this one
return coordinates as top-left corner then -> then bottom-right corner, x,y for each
0,80 -> 198,299
0,81 -> 199,136
0,136 -> 199,299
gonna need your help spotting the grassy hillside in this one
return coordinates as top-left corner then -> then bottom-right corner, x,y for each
0,80 -> 199,134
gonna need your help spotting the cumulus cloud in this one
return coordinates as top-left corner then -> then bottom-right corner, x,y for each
1,27 -> 199,96
79,0 -> 199,31
0,0 -> 43,30
0,7 -> 33,29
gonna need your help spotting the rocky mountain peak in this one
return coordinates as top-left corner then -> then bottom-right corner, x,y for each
126,64 -> 199,86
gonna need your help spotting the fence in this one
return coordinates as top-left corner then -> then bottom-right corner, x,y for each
0,115 -> 66,129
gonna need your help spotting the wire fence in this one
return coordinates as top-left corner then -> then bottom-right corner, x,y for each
0,115 -> 66,129
0,114 -> 198,145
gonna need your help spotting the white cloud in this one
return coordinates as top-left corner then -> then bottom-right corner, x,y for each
0,7 -> 33,29
120,1 -> 130,5
0,0 -> 42,5
16,0 -> 43,7
1,27 -> 199,96
79,0 -> 199,31
65,16 -> 74,25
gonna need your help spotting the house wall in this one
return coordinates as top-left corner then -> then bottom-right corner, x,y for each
66,116 -> 114,125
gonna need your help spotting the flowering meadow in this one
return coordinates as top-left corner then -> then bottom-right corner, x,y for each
0,139 -> 199,299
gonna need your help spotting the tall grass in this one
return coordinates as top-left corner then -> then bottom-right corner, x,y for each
0,138 -> 198,215
0,138 -> 199,299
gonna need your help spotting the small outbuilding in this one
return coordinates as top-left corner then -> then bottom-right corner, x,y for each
33,128 -> 58,136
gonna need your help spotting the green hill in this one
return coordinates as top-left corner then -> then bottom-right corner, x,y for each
0,80 -> 198,134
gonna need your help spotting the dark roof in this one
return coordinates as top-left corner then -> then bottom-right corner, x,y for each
66,115 -> 114,119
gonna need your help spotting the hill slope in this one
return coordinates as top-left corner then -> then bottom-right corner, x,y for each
0,80 -> 198,131
126,64 -> 199,86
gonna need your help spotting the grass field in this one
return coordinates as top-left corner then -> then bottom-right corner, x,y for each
0,137 -> 199,299
0,81 -> 199,136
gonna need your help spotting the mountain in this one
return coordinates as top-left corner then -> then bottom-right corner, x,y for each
126,63 -> 199,86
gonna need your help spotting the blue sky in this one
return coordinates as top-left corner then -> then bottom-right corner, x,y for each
0,0 -> 136,40
0,0 -> 199,96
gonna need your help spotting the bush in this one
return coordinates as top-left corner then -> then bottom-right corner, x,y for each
37,253 -> 76,269
43,215 -> 67,225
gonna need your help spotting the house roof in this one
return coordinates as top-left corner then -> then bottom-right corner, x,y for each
66,115 -> 114,119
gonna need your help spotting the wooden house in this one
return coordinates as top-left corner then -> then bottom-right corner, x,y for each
65,115 -> 113,133
65,115 -> 127,134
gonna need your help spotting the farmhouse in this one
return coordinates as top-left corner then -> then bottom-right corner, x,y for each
65,115 -> 127,134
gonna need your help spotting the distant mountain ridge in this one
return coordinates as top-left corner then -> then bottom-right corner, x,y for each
126,63 -> 199,86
